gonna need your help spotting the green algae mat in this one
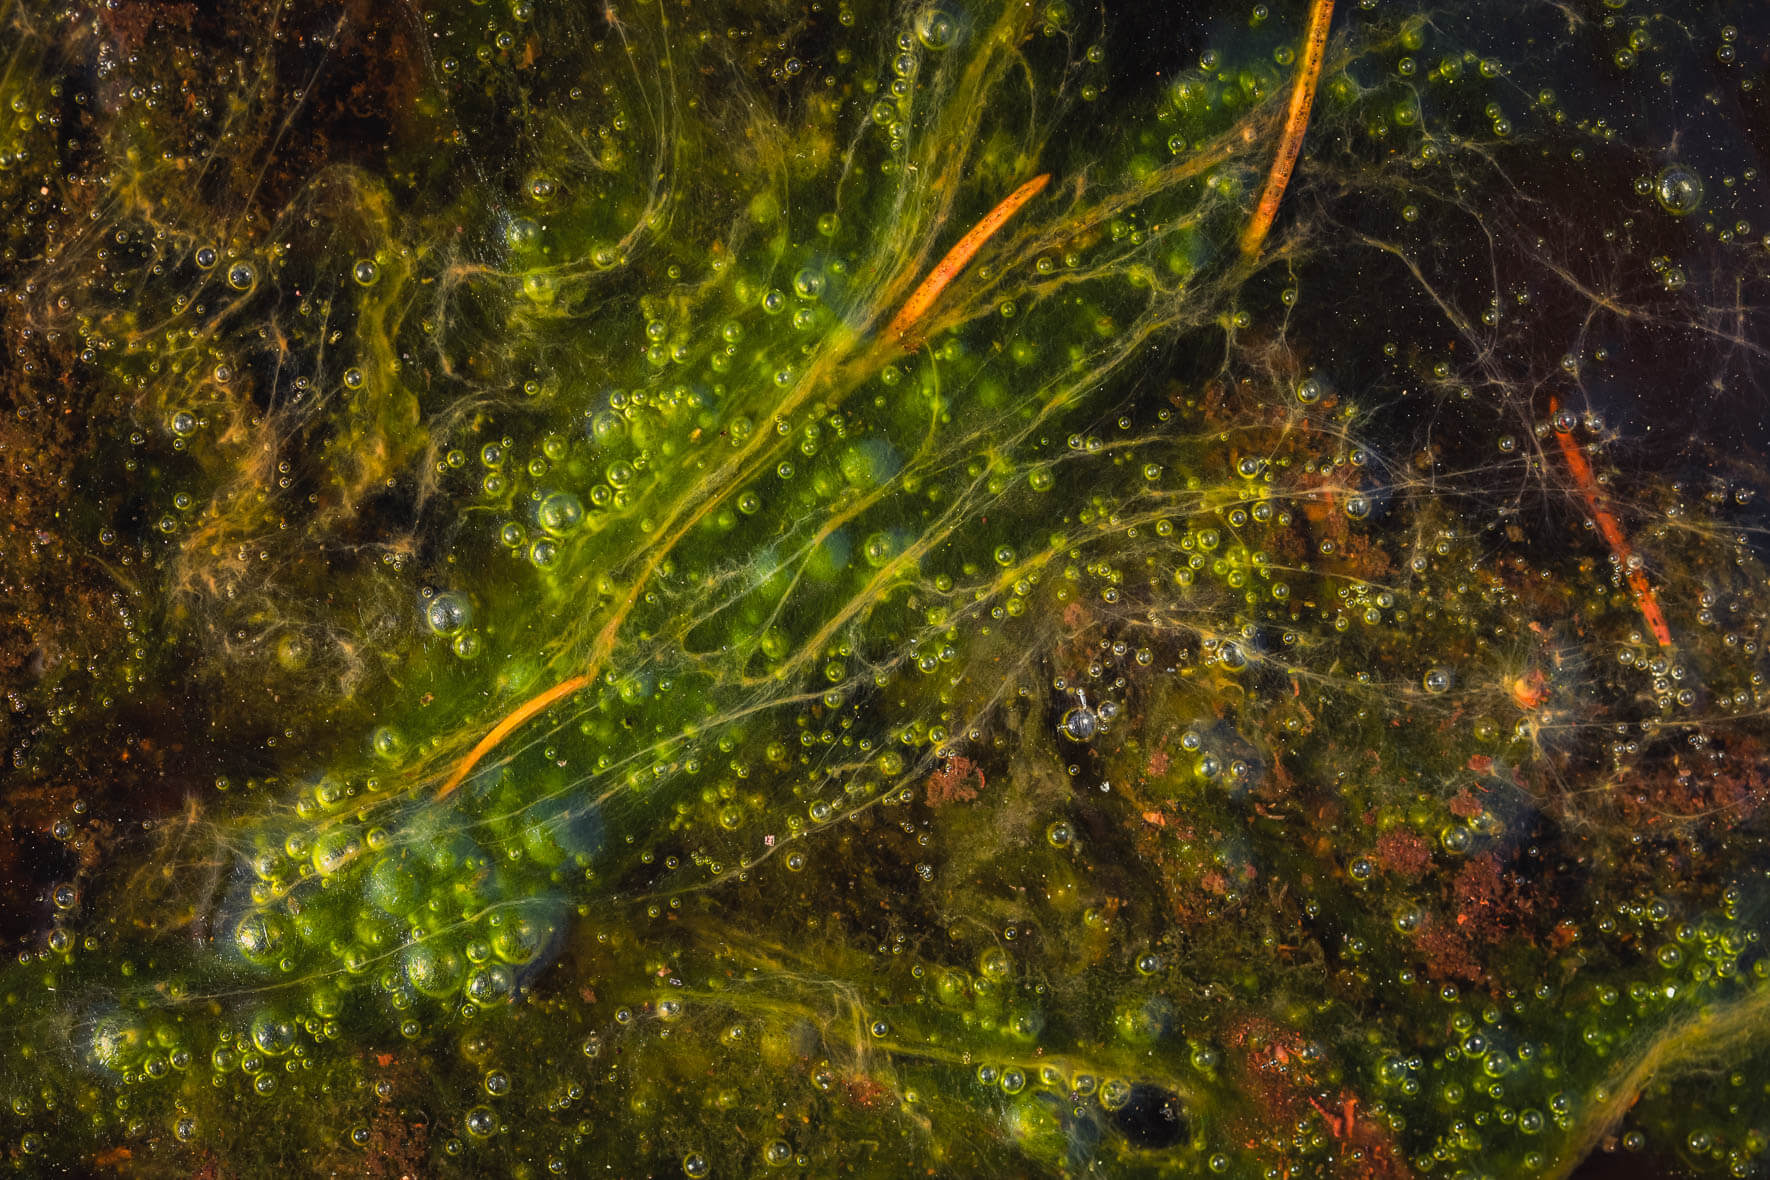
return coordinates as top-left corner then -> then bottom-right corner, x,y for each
2,0 -> 1770,1175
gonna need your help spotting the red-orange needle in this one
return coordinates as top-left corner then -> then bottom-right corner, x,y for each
1240,0 -> 1334,258
886,172 -> 1052,346
1548,397 -> 1673,648
435,673 -> 592,801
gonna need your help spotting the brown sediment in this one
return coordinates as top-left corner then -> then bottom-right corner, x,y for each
925,754 -> 985,808
1293,467 -> 1391,582
1415,915 -> 1484,984
1451,852 -> 1522,929
1225,1012 -> 1407,1179
1374,829 -> 1431,879
1606,734 -> 1770,839
363,1073 -> 431,1180
1416,852 -> 1532,985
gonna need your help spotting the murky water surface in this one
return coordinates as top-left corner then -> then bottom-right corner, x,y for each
2,0 -> 1770,1175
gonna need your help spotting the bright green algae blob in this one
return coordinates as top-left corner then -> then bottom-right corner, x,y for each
2,0 -> 1770,1176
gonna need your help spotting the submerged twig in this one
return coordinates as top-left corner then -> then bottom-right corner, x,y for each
1239,0 -> 1334,257
436,673 -> 593,801
1548,395 -> 1674,648
886,172 -> 1052,346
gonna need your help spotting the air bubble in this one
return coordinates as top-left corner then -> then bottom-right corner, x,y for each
1061,706 -> 1099,741
370,726 -> 405,761
1655,164 -> 1704,216
426,592 -> 473,635
914,5 -> 958,49
536,491 -> 584,534
249,1011 -> 296,1056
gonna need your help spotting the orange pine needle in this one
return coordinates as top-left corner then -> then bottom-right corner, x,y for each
1547,397 -> 1673,648
435,672 -> 592,801
1239,0 -> 1334,258
886,172 -> 1052,346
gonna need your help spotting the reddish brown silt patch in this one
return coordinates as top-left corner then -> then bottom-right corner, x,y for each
926,754 -> 985,807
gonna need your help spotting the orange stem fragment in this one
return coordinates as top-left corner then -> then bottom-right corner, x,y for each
886,172 -> 1052,346
1239,0 -> 1334,258
436,672 -> 592,801
1547,397 -> 1673,648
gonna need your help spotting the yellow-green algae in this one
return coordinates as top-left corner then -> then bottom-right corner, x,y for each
1,0 -> 1769,1176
